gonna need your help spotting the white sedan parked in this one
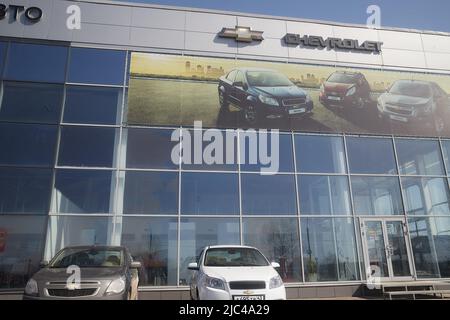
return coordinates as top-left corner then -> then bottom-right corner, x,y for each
188,245 -> 286,300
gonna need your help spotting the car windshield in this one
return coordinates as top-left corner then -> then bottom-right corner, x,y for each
389,81 -> 432,98
327,73 -> 358,84
246,71 -> 293,87
50,248 -> 124,268
204,248 -> 269,267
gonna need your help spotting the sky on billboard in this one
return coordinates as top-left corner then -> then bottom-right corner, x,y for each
117,0 -> 450,33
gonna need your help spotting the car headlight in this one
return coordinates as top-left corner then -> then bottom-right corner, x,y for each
269,275 -> 283,289
346,86 -> 356,96
259,95 -> 279,106
205,276 -> 226,291
24,278 -> 38,296
377,98 -> 385,111
106,277 -> 126,295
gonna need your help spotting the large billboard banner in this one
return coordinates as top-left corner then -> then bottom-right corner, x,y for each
128,52 -> 450,137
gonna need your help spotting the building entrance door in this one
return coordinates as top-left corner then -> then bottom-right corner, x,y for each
360,218 -> 414,281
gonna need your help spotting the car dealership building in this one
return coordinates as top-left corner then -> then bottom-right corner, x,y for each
1,0 -> 450,299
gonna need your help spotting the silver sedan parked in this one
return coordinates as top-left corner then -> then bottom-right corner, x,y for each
23,246 -> 141,300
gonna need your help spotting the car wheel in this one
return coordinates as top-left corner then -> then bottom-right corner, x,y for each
219,90 -> 229,110
244,104 -> 258,126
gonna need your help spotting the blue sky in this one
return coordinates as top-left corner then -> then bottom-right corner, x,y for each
119,0 -> 450,33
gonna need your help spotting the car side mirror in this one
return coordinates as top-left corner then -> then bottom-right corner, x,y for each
188,262 -> 199,271
131,261 -> 141,269
233,81 -> 248,90
271,262 -> 280,268
40,260 -> 49,268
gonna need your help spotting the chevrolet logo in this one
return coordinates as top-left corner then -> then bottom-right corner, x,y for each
218,26 -> 264,43
243,290 -> 254,295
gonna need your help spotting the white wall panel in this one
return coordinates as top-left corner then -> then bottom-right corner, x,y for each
131,7 -> 185,30
378,30 -> 423,51
425,52 -> 450,71
185,11 -> 236,33
238,38 -> 288,57
422,34 -> 450,54
237,16 -> 286,39
185,31 -> 237,53
382,48 -> 427,69
130,27 -> 184,49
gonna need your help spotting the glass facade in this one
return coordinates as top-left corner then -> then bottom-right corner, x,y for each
1,39 -> 450,290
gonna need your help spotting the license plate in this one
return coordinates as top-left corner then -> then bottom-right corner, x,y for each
233,295 -> 265,300
289,108 -> 306,115
389,114 -> 408,122
328,96 -> 341,101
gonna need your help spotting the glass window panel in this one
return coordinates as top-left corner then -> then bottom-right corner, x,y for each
351,176 -> 403,215
241,174 -> 297,215
123,171 -> 178,215
347,137 -> 397,174
63,86 -> 122,125
68,48 -> 126,85
0,168 -> 52,214
182,129 -> 238,171
0,42 -> 6,79
295,135 -> 346,173
0,82 -> 64,124
120,217 -> 178,286
240,132 -> 293,173
0,215 -> 47,288
409,217 -> 442,278
396,139 -> 445,176
58,126 -> 117,167
4,43 -> 67,83
45,216 -> 114,259
52,170 -> 114,214
402,177 -> 450,216
181,173 -> 239,215
0,123 -> 57,167
126,128 -> 178,169
301,218 -> 359,282
179,218 -> 240,285
243,218 -> 302,282
299,175 -> 351,215
441,140 -> 450,175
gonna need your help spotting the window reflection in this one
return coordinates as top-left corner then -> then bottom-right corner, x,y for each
58,126 -> 117,167
441,140 -> 450,175
299,175 -> 351,215
0,123 -> 57,167
0,168 -> 52,214
351,176 -> 403,215
243,218 -> 302,282
120,217 -> 178,286
126,128 -> 179,169
52,170 -> 115,214
45,216 -> 114,259
0,215 -> 47,289
0,42 -> 6,78
179,218 -> 240,285
241,174 -> 297,215
396,139 -> 444,176
240,132 -> 293,173
409,217 -> 450,278
68,48 -> 126,85
347,137 -> 397,174
64,86 -> 122,125
0,82 -> 64,124
295,135 -> 346,173
181,173 -> 239,215
123,171 -> 178,215
301,218 -> 359,282
4,43 -> 67,83
402,177 -> 450,216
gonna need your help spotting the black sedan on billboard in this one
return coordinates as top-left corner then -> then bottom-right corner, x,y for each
218,68 -> 313,125
319,71 -> 372,109
377,80 -> 450,132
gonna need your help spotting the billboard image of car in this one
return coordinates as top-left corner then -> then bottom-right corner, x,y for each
218,68 -> 313,126
127,52 -> 450,138
377,80 -> 450,133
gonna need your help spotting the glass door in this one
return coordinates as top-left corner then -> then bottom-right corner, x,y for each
361,218 -> 413,281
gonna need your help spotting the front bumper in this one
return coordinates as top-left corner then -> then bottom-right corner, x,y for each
319,93 -> 359,107
200,285 -> 286,301
377,105 -> 434,125
23,292 -> 126,300
259,101 -> 313,119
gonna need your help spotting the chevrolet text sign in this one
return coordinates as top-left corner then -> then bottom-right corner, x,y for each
284,33 -> 383,53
